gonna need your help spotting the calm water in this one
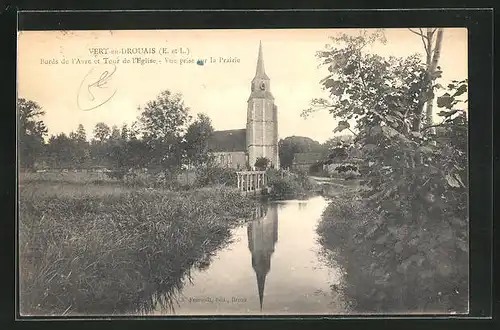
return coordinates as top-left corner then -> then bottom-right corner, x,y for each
150,196 -> 348,315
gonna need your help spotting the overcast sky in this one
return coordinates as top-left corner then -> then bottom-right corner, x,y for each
17,28 -> 467,143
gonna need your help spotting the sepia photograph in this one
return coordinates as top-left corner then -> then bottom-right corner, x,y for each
17,27 -> 469,316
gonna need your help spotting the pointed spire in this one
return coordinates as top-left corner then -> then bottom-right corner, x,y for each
254,41 -> 269,80
256,272 -> 267,311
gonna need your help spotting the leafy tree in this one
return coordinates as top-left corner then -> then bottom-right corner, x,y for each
68,124 -> 90,167
323,135 -> 353,151
184,113 -> 214,168
254,157 -> 270,170
18,98 -> 48,170
93,122 -> 111,142
306,30 -> 468,312
46,133 -> 73,168
110,125 -> 121,141
120,124 -> 129,141
278,136 -> 326,169
138,90 -> 191,179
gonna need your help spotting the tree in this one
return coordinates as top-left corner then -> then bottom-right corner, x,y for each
46,133 -> 73,168
67,124 -> 90,167
138,90 -> 191,179
184,113 -> 214,168
323,135 -> 353,151
121,124 -> 129,141
93,122 -> 111,143
408,28 -> 444,131
305,30 -> 468,310
255,157 -> 270,170
278,136 -> 326,169
18,98 -> 48,170
110,125 -> 121,141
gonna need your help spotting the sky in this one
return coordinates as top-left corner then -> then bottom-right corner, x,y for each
17,28 -> 467,143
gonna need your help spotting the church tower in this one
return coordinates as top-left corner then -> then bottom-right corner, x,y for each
246,42 -> 279,169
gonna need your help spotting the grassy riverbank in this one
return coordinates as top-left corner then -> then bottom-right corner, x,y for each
19,178 -> 259,315
317,191 -> 468,314
264,169 -> 319,200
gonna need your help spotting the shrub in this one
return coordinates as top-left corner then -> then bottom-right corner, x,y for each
265,169 -> 317,200
318,191 -> 468,313
194,166 -> 237,188
254,157 -> 270,171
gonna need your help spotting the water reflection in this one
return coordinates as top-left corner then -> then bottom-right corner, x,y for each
247,205 -> 278,310
149,196 -> 346,315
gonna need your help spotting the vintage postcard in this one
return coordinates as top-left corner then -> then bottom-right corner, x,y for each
17,28 -> 469,316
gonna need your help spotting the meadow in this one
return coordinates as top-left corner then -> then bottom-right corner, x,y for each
18,172 -> 259,315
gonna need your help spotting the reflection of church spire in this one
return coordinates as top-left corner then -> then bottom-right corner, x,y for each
256,271 -> 266,310
247,206 -> 278,311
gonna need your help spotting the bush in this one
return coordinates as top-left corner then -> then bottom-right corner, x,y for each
265,169 -> 317,200
318,192 -> 468,313
194,166 -> 237,188
254,157 -> 270,171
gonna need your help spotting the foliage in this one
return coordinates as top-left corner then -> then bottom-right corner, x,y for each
265,168 -> 317,200
184,113 -> 215,168
93,122 -> 111,142
254,157 -> 270,170
138,90 -> 191,175
278,136 -> 326,169
323,135 -> 354,151
311,30 -> 468,312
194,165 -> 237,188
18,98 -> 48,170
318,193 -> 468,313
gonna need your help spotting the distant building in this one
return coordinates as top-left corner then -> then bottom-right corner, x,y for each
290,152 -> 325,172
207,42 -> 279,170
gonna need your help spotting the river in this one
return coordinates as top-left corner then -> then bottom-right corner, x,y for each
149,195 -> 349,316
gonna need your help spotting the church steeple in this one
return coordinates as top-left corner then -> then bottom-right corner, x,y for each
246,41 -> 279,169
254,41 -> 269,80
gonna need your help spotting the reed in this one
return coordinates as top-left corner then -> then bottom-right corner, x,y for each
19,180 -> 259,315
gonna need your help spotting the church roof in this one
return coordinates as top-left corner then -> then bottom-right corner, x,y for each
208,129 -> 247,152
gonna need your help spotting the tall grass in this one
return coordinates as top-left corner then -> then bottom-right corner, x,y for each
265,169 -> 319,200
19,180 -> 259,315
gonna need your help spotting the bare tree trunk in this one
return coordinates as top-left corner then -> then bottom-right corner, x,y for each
425,28 -> 444,133
409,28 -> 444,134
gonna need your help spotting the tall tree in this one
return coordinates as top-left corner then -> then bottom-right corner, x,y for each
110,125 -> 121,141
305,29 -> 468,312
121,124 -> 129,141
93,122 -> 111,142
46,133 -> 73,168
69,125 -> 90,167
408,28 -> 445,132
278,136 -> 326,169
184,113 -> 214,168
18,98 -> 48,170
75,124 -> 87,143
138,90 -> 191,178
